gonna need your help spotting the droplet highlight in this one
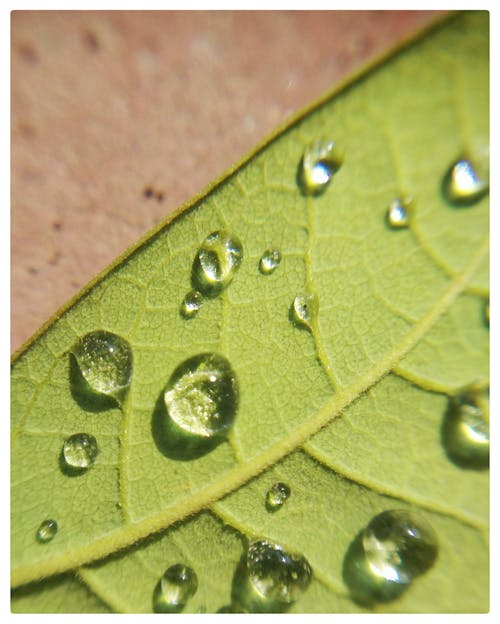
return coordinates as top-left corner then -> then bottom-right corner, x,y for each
36,519 -> 58,544
298,139 -> 343,196
71,330 -> 132,404
386,197 -> 412,229
240,540 -> 312,611
362,510 -> 438,584
181,290 -> 203,319
164,353 -> 239,439
153,564 -> 198,613
265,482 -> 291,512
442,157 -> 489,206
291,292 -> 318,330
62,433 -> 99,470
259,249 -> 281,275
343,510 -> 438,605
192,230 -> 243,296
442,390 -> 489,469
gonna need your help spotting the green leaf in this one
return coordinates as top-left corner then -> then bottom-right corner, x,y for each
11,11 -> 489,613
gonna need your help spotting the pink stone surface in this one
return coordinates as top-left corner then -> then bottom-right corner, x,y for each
11,10 -> 444,352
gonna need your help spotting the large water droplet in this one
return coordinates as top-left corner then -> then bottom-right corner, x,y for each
164,353 -> 239,439
71,330 -> 132,405
362,510 -> 438,584
442,390 -> 489,469
297,139 -> 343,196
265,482 -> 291,512
259,249 -> 281,275
181,290 -> 203,319
291,292 -> 318,330
442,157 -> 489,206
343,510 -> 438,605
62,433 -> 98,470
386,197 -> 412,229
240,540 -> 312,611
192,230 -> 243,296
36,519 -> 58,544
153,564 -> 198,613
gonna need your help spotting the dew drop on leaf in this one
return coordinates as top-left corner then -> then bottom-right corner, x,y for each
291,292 -> 318,330
62,433 -> 99,470
237,540 -> 312,611
36,519 -> 58,544
71,330 -> 133,404
442,157 -> 489,206
361,510 -> 438,585
181,290 -> 203,319
386,197 -> 412,229
153,564 -> 198,613
259,249 -> 281,275
297,139 -> 343,196
192,230 -> 243,296
442,390 -> 489,469
265,482 -> 291,512
164,353 -> 239,439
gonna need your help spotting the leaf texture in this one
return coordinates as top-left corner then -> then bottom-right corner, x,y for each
11,12 -> 489,613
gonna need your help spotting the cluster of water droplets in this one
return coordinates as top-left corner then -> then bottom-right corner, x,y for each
32,134 -> 488,612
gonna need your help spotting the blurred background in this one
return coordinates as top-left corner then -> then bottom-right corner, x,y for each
11,10 -> 444,352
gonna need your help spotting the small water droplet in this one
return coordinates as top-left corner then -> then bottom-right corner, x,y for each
291,292 -> 318,330
153,564 -> 198,613
71,330 -> 132,404
442,157 -> 489,206
36,519 -> 58,543
298,139 -> 343,196
259,249 -> 281,275
362,510 -> 438,585
241,540 -> 312,611
265,482 -> 291,512
181,290 -> 203,319
164,353 -> 239,439
192,230 -> 243,296
62,433 -> 99,470
386,197 -> 412,229
442,390 -> 489,469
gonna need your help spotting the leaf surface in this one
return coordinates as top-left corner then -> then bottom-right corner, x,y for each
11,12 -> 489,613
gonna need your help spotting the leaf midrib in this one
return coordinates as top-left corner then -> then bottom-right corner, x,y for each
11,234 -> 488,588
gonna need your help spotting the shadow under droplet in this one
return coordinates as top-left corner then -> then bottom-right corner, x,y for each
58,447 -> 88,478
69,354 -> 117,413
151,389 -> 223,461
342,530 -> 408,607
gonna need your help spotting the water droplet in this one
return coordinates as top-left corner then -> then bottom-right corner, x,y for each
442,390 -> 489,469
62,433 -> 98,470
36,519 -> 58,543
298,139 -> 343,196
386,197 -> 412,229
243,540 -> 312,610
265,482 -> 291,512
259,249 -> 281,275
192,230 -> 243,296
442,157 -> 489,206
71,330 -> 132,404
362,510 -> 438,585
291,292 -> 318,330
181,290 -> 203,319
343,509 -> 438,605
153,564 -> 198,613
484,300 -> 489,327
164,353 -> 239,439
